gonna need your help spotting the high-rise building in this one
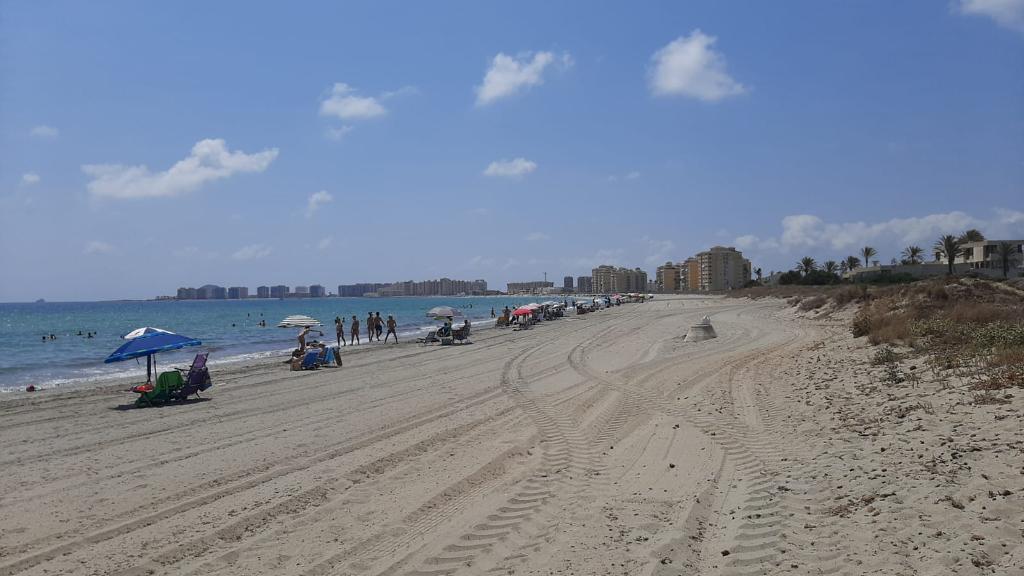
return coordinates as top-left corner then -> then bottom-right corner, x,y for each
197,284 -> 227,299
696,246 -> 750,291
309,284 -> 326,297
256,286 -> 270,298
683,258 -> 700,291
176,287 -> 198,300
227,286 -> 248,299
655,262 -> 681,293
591,266 -> 648,294
507,281 -> 554,294
338,283 -> 387,297
576,276 -> 593,293
563,276 -> 573,291
293,286 -> 310,297
270,285 -> 289,298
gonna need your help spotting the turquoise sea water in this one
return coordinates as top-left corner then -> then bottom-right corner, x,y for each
0,296 -> 547,392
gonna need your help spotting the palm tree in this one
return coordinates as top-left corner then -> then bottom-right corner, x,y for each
839,261 -> 849,275
754,267 -> 763,282
797,257 -> 817,275
861,246 -> 877,268
994,241 -> 1019,278
934,234 -> 962,276
823,260 -> 839,275
958,229 -> 985,243
901,245 -> 924,265
845,255 -> 861,271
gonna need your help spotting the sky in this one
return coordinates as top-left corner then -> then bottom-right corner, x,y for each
1,0 -> 1022,301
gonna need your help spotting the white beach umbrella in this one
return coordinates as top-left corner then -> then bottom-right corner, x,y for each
121,326 -> 173,340
426,306 -> 462,319
278,315 -> 322,328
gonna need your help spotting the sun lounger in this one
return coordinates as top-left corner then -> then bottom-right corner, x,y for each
300,350 -> 320,370
417,330 -> 439,345
132,370 -> 184,406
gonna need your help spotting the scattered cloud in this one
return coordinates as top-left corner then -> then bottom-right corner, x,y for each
483,157 -> 537,178
319,83 -> 387,120
324,125 -> 354,141
957,0 -> 1024,33
468,207 -> 491,217
625,171 -> 641,180
21,173 -> 40,185
734,209 -> 1024,260
525,232 -> 550,241
305,190 -> 333,219
318,236 -> 333,250
83,240 -> 113,255
466,255 -> 497,268
83,139 -> 278,199
232,243 -> 272,261
563,248 -> 625,271
31,125 -> 59,139
650,30 -> 745,101
381,85 -> 419,99
642,237 -> 676,265
475,51 -> 572,106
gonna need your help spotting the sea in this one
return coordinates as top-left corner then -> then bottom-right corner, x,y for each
0,295 -> 549,393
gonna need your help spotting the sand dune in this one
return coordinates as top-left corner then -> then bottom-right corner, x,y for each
1,296 -> 1020,575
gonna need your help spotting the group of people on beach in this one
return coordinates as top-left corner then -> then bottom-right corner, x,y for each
333,312 -> 398,347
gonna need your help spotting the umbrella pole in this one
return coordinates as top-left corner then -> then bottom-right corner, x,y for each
147,355 -> 152,383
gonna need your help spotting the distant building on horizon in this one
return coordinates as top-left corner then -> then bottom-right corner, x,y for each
309,284 -> 326,297
338,283 -> 387,297
375,278 -> 487,297
176,287 -> 197,300
256,286 -> 270,298
655,262 -> 681,293
696,246 -> 750,291
576,276 -> 593,293
507,281 -> 554,294
227,286 -> 248,299
591,266 -> 648,294
563,276 -> 573,291
197,284 -> 226,299
270,285 -> 289,298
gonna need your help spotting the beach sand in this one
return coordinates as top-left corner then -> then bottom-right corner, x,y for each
1,296 -> 1020,575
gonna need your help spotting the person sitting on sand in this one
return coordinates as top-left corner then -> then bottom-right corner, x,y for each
438,321 -> 452,338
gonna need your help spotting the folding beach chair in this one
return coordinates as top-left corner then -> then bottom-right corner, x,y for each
453,325 -> 472,344
417,330 -> 439,345
170,353 -> 211,401
317,347 -> 340,367
132,370 -> 183,406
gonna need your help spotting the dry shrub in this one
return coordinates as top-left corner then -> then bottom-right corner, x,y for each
833,285 -> 867,307
799,295 -> 828,311
948,302 -> 1007,325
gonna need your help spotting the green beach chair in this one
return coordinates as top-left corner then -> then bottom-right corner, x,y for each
132,370 -> 184,406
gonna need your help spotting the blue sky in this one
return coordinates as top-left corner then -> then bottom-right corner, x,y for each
1,0 -> 1022,301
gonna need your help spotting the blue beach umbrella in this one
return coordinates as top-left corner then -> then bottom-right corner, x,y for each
104,327 -> 201,382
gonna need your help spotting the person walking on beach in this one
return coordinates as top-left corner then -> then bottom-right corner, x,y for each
335,316 -> 347,347
384,315 -> 398,343
350,315 -> 361,345
366,313 -> 375,342
374,312 -> 384,341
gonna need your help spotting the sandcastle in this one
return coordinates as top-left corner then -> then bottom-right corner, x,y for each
684,315 -> 717,342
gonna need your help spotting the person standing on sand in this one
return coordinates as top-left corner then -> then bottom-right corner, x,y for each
336,316 -> 347,347
351,315 -> 361,344
374,312 -> 384,341
385,315 -> 398,343
366,313 -> 374,342
491,307 -> 495,318
298,326 -> 322,351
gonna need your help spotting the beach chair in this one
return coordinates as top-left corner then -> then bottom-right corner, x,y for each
132,370 -> 184,406
317,347 -> 339,367
300,350 -> 320,370
170,353 -> 211,401
453,325 -> 472,344
417,330 -> 439,345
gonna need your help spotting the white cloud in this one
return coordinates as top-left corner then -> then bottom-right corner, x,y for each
83,240 -> 113,255
305,190 -> 333,219
563,248 -> 625,271
525,232 -> 550,241
319,83 -> 387,120
475,51 -> 572,106
381,85 -> 419,99
734,209 -> 1024,259
483,157 -> 537,178
958,0 -> 1024,33
324,125 -> 354,141
318,236 -> 333,250
232,244 -> 272,261
625,171 -> 641,180
31,125 -> 59,138
83,139 -> 278,199
468,207 -> 491,217
642,236 -> 676,265
650,30 -> 745,101
21,173 -> 40,185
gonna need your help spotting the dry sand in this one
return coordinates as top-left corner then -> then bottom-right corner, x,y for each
0,296 -> 1020,575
